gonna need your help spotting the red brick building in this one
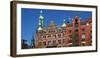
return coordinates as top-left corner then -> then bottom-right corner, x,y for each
35,11 -> 92,48
67,16 -> 92,47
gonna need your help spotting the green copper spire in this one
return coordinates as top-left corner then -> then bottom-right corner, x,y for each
39,10 -> 44,19
62,17 -> 66,27
38,10 -> 44,31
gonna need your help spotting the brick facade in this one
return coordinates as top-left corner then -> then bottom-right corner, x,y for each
36,16 -> 92,48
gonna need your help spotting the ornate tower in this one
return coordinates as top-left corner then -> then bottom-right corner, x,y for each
36,10 -> 44,48
38,10 -> 44,31
72,16 -> 82,46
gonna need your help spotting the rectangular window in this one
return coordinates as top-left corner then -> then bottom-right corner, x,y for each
58,34 -> 61,38
69,30 -> 72,33
53,34 -> 56,38
69,40 -> 72,43
82,34 -> 85,39
50,29 -> 55,33
75,29 -> 78,32
91,35 -> 92,38
63,39 -> 66,43
53,40 -> 56,45
43,36 -> 46,38
82,43 -> 86,46
58,40 -> 61,44
69,35 -> 72,38
82,39 -> 85,41
82,28 -> 85,31
48,41 -> 51,45
43,41 -> 46,45
75,43 -> 79,46
48,35 -> 51,37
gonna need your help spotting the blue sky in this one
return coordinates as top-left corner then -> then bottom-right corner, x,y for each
21,8 -> 92,44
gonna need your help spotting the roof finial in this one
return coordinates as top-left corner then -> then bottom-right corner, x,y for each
40,10 -> 43,15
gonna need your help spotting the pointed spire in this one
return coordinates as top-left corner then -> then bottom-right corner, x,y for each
62,17 -> 66,27
39,10 -> 44,19
38,10 -> 44,31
